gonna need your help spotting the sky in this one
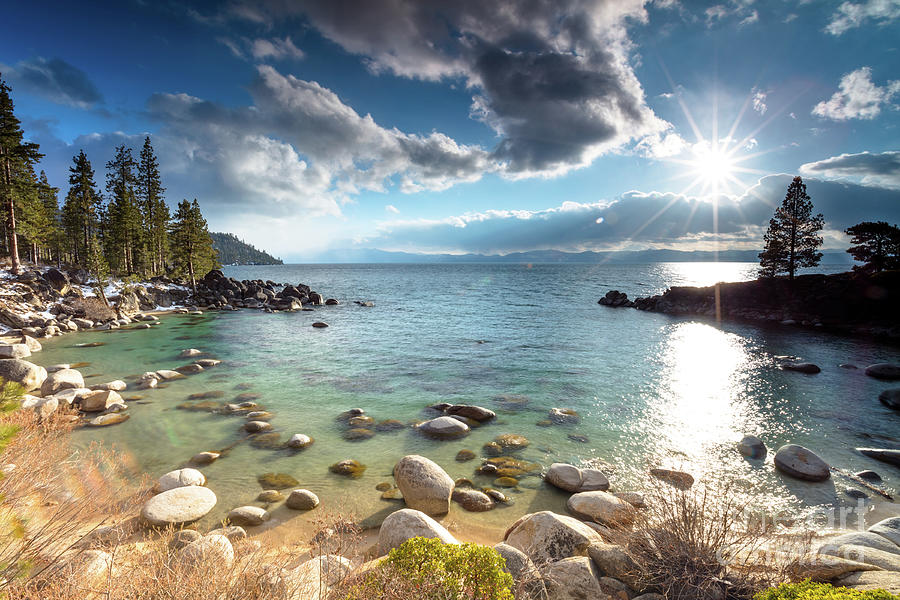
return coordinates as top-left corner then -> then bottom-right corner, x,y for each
1,0 -> 899,261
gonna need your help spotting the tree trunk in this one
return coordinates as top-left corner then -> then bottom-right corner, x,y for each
2,154 -> 20,275
188,256 -> 196,296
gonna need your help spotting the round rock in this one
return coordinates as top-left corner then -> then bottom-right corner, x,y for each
141,486 -> 217,527
865,363 -> 900,380
226,506 -> 270,526
393,454 -> 454,516
417,416 -> 470,439
774,444 -> 830,482
737,435 -> 767,459
286,489 -> 320,510
155,468 -> 206,493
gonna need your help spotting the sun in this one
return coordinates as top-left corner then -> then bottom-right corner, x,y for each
691,142 -> 736,186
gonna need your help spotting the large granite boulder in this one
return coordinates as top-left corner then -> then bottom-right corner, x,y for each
869,517 -> 900,546
836,571 -> 900,595
773,444 -> 830,481
504,511 -> 603,565
824,545 -> 900,571
545,463 -> 609,493
141,486 -> 217,527
0,344 -> 31,359
182,534 -> 234,569
376,508 -> 459,555
80,390 -> 123,412
417,416 -> 470,439
567,491 -> 636,527
226,506 -> 270,526
0,359 -> 47,391
865,363 -> 900,380
446,404 -> 496,422
41,368 -> 85,396
588,542 -> 645,592
493,542 -> 547,600
154,468 -> 206,493
393,454 -> 454,516
542,556 -> 606,600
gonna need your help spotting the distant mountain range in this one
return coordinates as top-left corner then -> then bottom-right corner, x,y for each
211,232 -> 283,265
293,248 -> 854,264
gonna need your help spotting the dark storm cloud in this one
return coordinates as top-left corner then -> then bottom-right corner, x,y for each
800,151 -> 900,190
1,57 -> 102,108
363,175 -> 900,253
192,0 -> 671,175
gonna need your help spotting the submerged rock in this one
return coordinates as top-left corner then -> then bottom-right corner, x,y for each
865,363 -> 900,380
417,416 -> 470,439
87,413 -> 129,427
446,404 -> 496,422
257,472 -> 299,489
191,451 -> 220,465
548,407 -> 581,425
782,362 -> 821,374
287,433 -> 314,449
857,448 -> 900,466
257,490 -> 285,503
649,468 -> 695,489
329,460 -> 366,478
879,389 -> 900,410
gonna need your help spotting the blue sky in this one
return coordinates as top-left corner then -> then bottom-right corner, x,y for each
1,0 -> 899,260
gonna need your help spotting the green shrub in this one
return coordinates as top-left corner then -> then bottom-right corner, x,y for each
342,537 -> 514,600
755,580 -> 899,600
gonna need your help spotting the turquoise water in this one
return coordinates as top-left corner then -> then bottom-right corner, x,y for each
34,263 -> 900,538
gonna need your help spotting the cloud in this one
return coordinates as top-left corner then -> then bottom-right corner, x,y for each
800,151 -> 900,190
703,0 -> 758,26
218,36 -> 305,61
198,0 -> 672,177
385,204 -> 400,214
0,57 -> 102,108
752,88 -> 767,115
142,65 -> 493,220
826,0 -> 900,35
812,67 -> 900,120
360,175 -> 900,253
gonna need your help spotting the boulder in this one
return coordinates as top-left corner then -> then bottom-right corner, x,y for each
494,542 -> 547,600
545,463 -> 610,493
0,344 -> 30,359
180,349 -> 203,358
80,390 -> 123,412
289,555 -> 352,600
417,416 -> 470,439
21,335 -> 42,352
286,489 -> 320,510
208,526 -> 247,543
451,488 -> 494,512
865,363 -> 900,380
879,389 -> 900,410
169,529 -> 203,550
835,571 -> 900,594
155,468 -> 206,493
377,508 -> 459,555
505,511 -> 603,565
819,532 -> 900,556
44,268 -> 71,293
155,369 -> 184,380
737,435 -> 767,459
446,404 -> 496,422
567,491 -> 636,527
785,552 -> 881,581
824,545 -> 900,571
287,433 -> 314,449
649,468 -> 694,489
141,486 -> 217,527
588,542 -> 645,592
87,413 -> 129,427
41,368 -> 85,396
542,556 -> 605,600
245,420 -> 273,433
393,454 -> 454,516
191,451 -> 220,465
773,444 -> 830,481
612,492 -> 646,508
869,517 -> 900,546
0,359 -> 47,391
32,396 -> 58,419
782,362 -> 821,374
548,408 -> 580,424
226,506 -> 270,526
91,380 -> 127,392
54,387 -> 92,405
182,534 -> 234,569
857,448 -> 900,467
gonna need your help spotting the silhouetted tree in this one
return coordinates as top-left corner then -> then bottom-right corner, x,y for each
845,221 -> 900,272
759,176 -> 824,280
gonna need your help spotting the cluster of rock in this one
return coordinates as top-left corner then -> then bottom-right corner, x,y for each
598,270 -> 900,339
193,270 -> 338,311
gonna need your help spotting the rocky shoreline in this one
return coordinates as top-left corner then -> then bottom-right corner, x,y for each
3,265 -> 900,597
599,270 -> 900,341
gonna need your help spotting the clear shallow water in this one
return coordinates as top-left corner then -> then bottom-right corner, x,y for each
34,263 -> 900,539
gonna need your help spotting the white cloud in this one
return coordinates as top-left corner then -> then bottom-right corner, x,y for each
634,131 -> 689,158
826,0 -> 900,35
739,9 -> 759,26
385,204 -> 400,214
250,37 -> 305,60
812,67 -> 900,120
752,88 -> 767,115
799,151 -> 900,190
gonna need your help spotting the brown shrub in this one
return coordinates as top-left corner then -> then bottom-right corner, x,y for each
69,297 -> 116,322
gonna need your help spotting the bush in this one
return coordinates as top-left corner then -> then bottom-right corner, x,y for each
755,580 -> 899,600
70,297 -> 116,321
341,537 -> 514,600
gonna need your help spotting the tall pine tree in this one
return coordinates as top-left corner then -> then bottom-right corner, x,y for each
170,199 -> 218,294
137,137 -> 169,275
105,145 -> 144,274
62,150 -> 102,265
845,221 -> 900,273
0,74 -> 43,274
759,176 -> 824,280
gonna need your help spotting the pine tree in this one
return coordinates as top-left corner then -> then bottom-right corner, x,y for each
170,199 -> 218,294
758,176 -> 824,280
36,171 -> 61,263
0,74 -> 43,274
105,145 -> 144,274
845,221 -> 900,273
137,137 -> 169,275
85,232 -> 110,306
62,150 -> 102,265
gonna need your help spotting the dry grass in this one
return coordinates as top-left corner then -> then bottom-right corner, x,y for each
605,482 -> 812,600
69,297 -> 116,322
